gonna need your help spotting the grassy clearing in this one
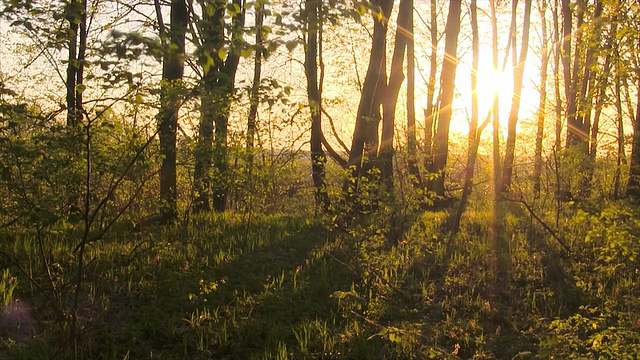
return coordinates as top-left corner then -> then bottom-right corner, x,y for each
1,199 -> 640,359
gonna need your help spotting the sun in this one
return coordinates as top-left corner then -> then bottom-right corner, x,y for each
473,57 -> 516,117
445,60 -> 515,135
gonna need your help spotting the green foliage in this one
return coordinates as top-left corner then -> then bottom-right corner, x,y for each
0,270 -> 17,307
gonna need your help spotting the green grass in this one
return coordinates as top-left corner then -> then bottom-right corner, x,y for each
1,200 -> 640,359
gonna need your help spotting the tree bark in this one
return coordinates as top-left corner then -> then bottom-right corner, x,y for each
380,0 -> 412,181
158,0 -> 187,223
305,0 -> 330,211
406,0 -> 419,184
587,18 -> 616,192
613,72 -> 624,198
490,0 -> 502,197
344,0 -> 393,197
428,0 -> 462,197
448,0 -> 488,235
501,0 -> 532,193
64,0 -> 87,127
533,0 -> 549,196
423,0 -> 437,178
247,2 -> 264,164
193,0 -> 244,213
553,0 -> 562,151
626,81 -> 640,198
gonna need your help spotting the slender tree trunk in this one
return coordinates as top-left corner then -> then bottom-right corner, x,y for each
65,0 -> 80,128
490,0 -> 502,197
613,72 -> 625,198
344,0 -> 393,197
406,0 -> 419,184
588,19 -> 616,192
247,2 -> 264,164
193,2 -> 224,213
75,0 -> 87,125
533,0 -> 549,196
215,0 -> 243,212
553,0 -> 562,151
564,0 -> 598,150
588,49 -> 612,160
305,0 -> 330,211
244,1 -> 264,211
194,0 -> 244,213
577,0 -> 603,148
158,0 -> 187,223
423,0 -> 438,176
626,79 -> 640,198
381,0 -> 412,181
428,0 -> 462,197
448,0 -> 487,235
64,0 -> 87,128
500,0 -> 531,194
561,0 -> 578,147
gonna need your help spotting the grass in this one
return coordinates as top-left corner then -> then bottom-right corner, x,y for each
1,198 -> 640,359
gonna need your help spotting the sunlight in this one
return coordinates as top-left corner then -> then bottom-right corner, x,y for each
476,66 -> 514,116
478,67 -> 511,100
447,60 -> 516,136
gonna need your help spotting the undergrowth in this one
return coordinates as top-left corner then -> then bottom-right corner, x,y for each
1,198 -> 639,359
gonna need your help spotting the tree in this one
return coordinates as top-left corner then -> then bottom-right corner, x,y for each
428,0 -> 462,197
533,0 -> 550,196
65,0 -> 87,128
627,83 -> 640,198
380,0 -> 413,181
447,0 -> 490,235
490,0 -> 502,197
563,0 -> 604,152
193,0 -> 245,213
304,0 -> 330,211
423,0 -> 438,178
500,0 -> 532,193
246,2 -> 264,160
158,0 -> 188,223
344,0 -> 394,198
405,0 -> 419,184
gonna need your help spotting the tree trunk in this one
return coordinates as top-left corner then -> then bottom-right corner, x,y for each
576,0 -> 604,151
627,77 -> 640,197
193,0 -> 244,213
64,0 -> 87,127
553,0 -> 562,151
193,1 -> 224,213
533,0 -> 549,196
65,0 -> 80,128
501,0 -> 531,193
561,0 -> 579,147
247,2 -> 264,165
423,0 -> 438,177
406,0 -> 419,184
428,0 -> 462,197
305,0 -> 330,211
588,19 -> 616,191
344,0 -> 393,197
448,0 -> 487,235
158,0 -> 187,223
380,0 -> 412,181
613,73 -> 624,198
490,0 -> 502,197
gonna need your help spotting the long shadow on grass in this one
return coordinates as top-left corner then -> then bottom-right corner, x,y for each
122,214 -> 361,359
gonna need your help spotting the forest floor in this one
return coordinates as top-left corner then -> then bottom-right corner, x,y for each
1,199 -> 640,359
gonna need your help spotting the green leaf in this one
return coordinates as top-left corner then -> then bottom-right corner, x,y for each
285,40 -> 298,52
217,48 -> 228,60
227,3 -> 241,16
240,48 -> 253,58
